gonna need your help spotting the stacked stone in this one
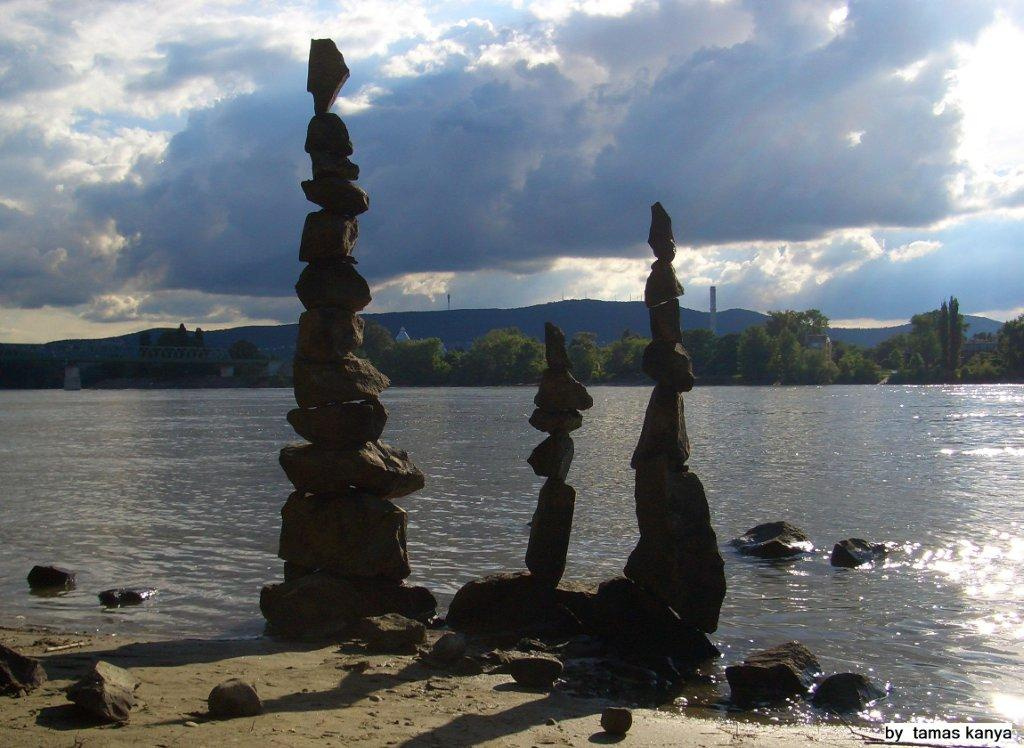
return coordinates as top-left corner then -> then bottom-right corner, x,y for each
260,39 -> 435,638
623,202 -> 726,634
525,323 -> 593,586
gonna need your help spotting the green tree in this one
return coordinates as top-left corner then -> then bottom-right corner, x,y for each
389,338 -> 450,385
229,339 -> 262,360
938,299 -> 950,370
769,329 -> 803,383
707,333 -> 740,378
567,332 -> 604,382
800,348 -> 839,384
737,326 -> 773,383
360,319 -> 397,371
681,328 -> 715,375
451,328 -> 543,385
602,332 -> 648,381
949,296 -> 964,370
836,348 -> 881,384
998,313 -> 1024,375
765,309 -> 829,343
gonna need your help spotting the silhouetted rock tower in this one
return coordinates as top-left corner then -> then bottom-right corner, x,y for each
260,39 -> 435,637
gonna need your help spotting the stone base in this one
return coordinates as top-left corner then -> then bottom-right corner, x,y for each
260,572 -> 436,639
625,462 -> 725,633
446,571 -> 591,637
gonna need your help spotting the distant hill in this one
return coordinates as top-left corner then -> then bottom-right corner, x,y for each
32,299 -> 1005,355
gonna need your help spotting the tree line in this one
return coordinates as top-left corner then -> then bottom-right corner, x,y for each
359,300 -> 1024,386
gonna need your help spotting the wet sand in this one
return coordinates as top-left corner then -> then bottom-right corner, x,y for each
0,624 -> 871,747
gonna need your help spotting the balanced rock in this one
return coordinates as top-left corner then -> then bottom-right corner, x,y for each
287,399 -> 387,448
307,39 -> 350,115
648,202 -> 676,260
534,370 -> 593,412
726,641 -> 821,705
98,588 -> 157,607
831,538 -> 888,568
591,577 -> 719,666
649,298 -> 682,342
66,661 -> 139,724
731,522 -> 814,559
601,707 -> 633,735
641,340 -> 695,392
630,384 -> 690,469
812,672 -> 886,712
27,565 -> 75,590
525,479 -> 576,587
295,259 -> 371,311
279,442 -> 424,498
297,308 -> 364,361
0,644 -> 46,696
310,151 -> 359,181
527,433 -> 574,479
208,679 -> 262,718
508,655 -> 563,688
301,178 -> 369,216
430,632 -> 468,663
299,211 -> 359,262
644,259 -> 683,307
543,322 -> 572,371
305,112 -> 353,154
292,355 -> 389,408
356,613 -> 426,652
279,491 -> 410,579
625,463 -> 725,633
528,408 -> 583,434
260,572 -> 437,639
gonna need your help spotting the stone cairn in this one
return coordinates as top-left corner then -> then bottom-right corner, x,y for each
525,323 -> 593,586
261,39 -> 435,638
623,202 -> 726,635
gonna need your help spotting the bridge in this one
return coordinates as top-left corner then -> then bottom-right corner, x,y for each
0,343 -> 278,390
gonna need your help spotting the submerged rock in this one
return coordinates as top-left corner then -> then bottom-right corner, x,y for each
208,679 -> 263,718
731,522 -> 814,559
830,538 -> 888,568
356,613 -> 426,652
812,672 -> 886,712
0,644 -> 46,696
98,588 -> 157,607
27,565 -> 75,590
725,641 -> 821,705
66,661 -> 139,723
508,655 -> 563,688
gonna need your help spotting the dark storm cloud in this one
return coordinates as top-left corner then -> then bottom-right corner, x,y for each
8,0 -> 1006,323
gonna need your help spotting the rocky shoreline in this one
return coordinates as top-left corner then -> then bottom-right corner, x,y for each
0,623 -> 868,747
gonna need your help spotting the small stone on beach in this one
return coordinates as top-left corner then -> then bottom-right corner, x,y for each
601,707 -> 633,735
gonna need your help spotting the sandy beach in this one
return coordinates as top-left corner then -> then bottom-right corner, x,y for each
0,623 -> 873,747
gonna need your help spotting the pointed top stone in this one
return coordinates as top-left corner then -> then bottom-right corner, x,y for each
544,322 -> 572,372
648,202 -> 676,261
307,39 -> 350,115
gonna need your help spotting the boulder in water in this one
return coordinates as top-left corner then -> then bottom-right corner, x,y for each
731,522 -> 814,559
98,588 -> 157,607
830,538 -> 888,568
726,641 -> 821,705
812,672 -> 886,712
27,565 -> 75,590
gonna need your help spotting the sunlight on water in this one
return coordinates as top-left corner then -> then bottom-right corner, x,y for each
0,384 -> 1022,726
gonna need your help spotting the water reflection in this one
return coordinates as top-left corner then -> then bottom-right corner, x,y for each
0,384 -> 1022,724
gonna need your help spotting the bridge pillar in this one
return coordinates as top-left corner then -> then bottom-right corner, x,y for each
219,364 -> 234,378
63,365 -> 82,391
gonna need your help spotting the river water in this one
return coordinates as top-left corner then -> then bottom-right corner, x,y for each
1,385 -> 1022,725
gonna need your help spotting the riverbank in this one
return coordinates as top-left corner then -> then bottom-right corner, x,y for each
0,624 -> 868,747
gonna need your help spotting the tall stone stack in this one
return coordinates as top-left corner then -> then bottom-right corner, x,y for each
525,323 -> 593,586
260,39 -> 436,638
623,202 -> 726,635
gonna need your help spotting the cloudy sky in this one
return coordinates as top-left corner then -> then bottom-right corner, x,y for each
1,0 -> 1023,342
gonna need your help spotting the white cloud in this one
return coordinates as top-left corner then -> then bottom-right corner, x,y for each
889,239 -> 942,262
